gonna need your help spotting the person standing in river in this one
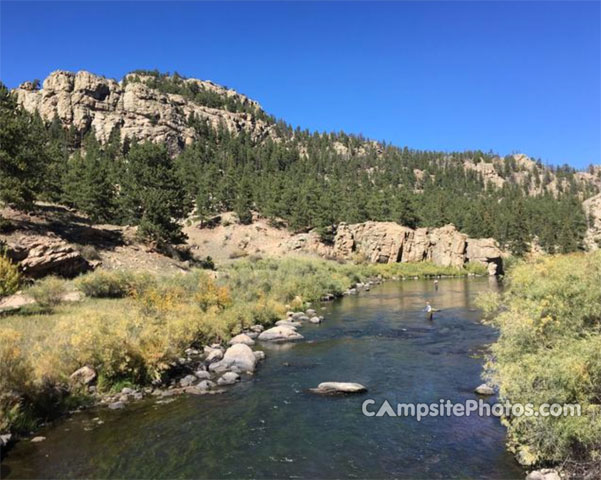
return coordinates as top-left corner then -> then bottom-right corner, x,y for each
434,279 -> 439,291
425,302 -> 434,321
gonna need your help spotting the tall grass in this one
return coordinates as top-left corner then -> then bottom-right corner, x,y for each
0,257 -> 484,435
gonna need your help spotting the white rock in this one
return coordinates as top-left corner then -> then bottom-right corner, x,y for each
228,333 -> 255,346
254,350 -> 266,361
179,374 -> 197,387
475,383 -> 495,396
217,372 -> 240,386
195,370 -> 211,380
526,469 -> 561,480
221,343 -> 257,372
205,349 -> 224,364
30,436 -> 46,443
258,326 -> 304,342
310,382 -> 367,394
309,316 -> 322,324
275,319 -> 302,328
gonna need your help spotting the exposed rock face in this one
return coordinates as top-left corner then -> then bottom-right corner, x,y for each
14,70 -> 273,153
288,222 -> 503,274
4,234 -> 91,278
583,193 -> 601,250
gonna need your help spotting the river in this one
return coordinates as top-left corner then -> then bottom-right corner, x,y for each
2,277 -> 524,479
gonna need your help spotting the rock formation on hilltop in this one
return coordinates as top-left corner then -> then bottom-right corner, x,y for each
15,70 -> 274,153
583,193 -> 601,250
288,222 -> 504,275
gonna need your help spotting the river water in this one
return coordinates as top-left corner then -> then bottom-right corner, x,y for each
2,278 -> 523,479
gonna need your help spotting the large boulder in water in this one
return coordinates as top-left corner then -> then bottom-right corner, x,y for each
258,326 -> 304,342
310,382 -> 367,395
217,343 -> 257,372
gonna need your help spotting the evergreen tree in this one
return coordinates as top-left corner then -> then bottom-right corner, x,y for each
120,142 -> 189,245
0,83 -> 48,209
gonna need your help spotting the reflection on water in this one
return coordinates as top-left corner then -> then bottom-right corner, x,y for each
2,278 -> 523,479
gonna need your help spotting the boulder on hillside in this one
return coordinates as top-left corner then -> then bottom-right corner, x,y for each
4,235 -> 91,278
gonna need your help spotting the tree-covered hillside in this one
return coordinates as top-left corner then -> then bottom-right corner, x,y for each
2,74 -> 600,255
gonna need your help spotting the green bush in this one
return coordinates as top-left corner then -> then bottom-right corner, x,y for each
28,276 -> 67,309
0,253 -> 21,297
76,270 -> 151,298
480,252 -> 601,471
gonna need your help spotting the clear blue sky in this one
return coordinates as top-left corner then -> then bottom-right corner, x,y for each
1,1 -> 599,168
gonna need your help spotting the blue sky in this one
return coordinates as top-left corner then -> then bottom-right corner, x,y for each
1,1 -> 599,169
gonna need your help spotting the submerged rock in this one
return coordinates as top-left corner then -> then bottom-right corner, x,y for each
474,384 -> 495,396
108,401 -> 125,410
258,326 -> 304,342
310,382 -> 367,395
30,436 -> 46,443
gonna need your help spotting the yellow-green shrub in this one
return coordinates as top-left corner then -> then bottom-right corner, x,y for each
76,270 -> 152,298
481,252 -> 601,468
0,253 -> 21,297
28,276 -> 67,309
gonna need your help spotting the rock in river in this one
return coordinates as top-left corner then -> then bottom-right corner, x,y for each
258,326 -> 304,342
205,349 -> 224,364
217,372 -> 241,385
179,374 -> 198,387
211,343 -> 257,373
310,382 -> 367,395
228,333 -> 255,346
474,383 -> 495,396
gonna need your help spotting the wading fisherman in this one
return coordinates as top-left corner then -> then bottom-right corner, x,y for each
434,279 -> 439,291
424,301 -> 434,321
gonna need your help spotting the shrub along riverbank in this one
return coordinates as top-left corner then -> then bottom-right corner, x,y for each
0,257 -> 486,437
479,251 -> 601,478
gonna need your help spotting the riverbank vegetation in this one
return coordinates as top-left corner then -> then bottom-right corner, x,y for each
479,252 -> 601,477
0,257 -> 483,435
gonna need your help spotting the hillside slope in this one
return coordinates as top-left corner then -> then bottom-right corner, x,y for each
5,69 -> 601,255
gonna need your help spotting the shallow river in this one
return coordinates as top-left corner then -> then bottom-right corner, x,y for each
2,278 -> 524,479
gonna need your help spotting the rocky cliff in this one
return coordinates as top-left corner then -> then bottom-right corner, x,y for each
287,223 -> 504,275
15,70 -> 273,152
583,193 -> 601,250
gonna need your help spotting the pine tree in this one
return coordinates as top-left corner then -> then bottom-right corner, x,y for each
0,83 -> 48,209
120,142 -> 189,245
